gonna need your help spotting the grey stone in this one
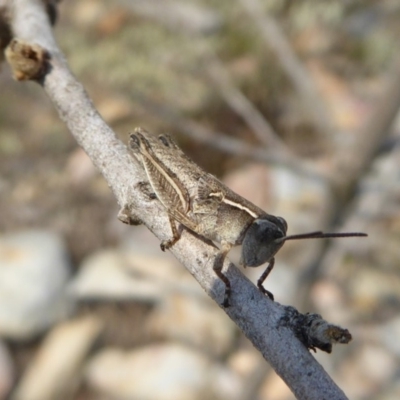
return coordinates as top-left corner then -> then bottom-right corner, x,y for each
0,230 -> 73,340
85,343 -> 241,400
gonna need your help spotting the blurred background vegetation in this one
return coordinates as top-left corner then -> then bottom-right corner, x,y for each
1,0 -> 400,399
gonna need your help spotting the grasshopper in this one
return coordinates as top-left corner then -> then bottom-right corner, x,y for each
126,128 -> 367,307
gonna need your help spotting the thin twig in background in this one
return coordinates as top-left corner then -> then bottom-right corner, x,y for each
134,92 -> 322,181
237,0 -> 400,202
117,0 -> 321,179
330,56 -> 400,202
201,47 -> 288,153
117,0 -> 221,35
3,1 -> 351,398
118,0 -> 295,162
238,0 -> 336,139
236,0 -> 400,315
297,56 -> 400,305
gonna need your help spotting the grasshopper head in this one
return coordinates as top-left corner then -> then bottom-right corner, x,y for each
241,216 -> 368,268
241,215 -> 288,267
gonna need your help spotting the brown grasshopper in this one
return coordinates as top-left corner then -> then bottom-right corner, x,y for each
126,128 -> 367,307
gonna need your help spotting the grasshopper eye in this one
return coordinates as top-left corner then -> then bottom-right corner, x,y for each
276,217 -> 288,233
129,134 -> 140,149
159,134 -> 179,150
158,135 -> 170,147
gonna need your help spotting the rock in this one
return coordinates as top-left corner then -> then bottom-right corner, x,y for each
120,224 -> 180,259
338,343 -> 398,399
123,246 -> 202,297
85,343 -> 241,400
69,249 -> 163,303
228,348 -> 264,378
145,293 -> 237,357
12,316 -> 103,400
357,344 -> 397,383
379,316 -> 400,357
0,230 -> 73,340
69,247 -> 199,303
260,372 -> 294,400
0,340 -> 14,399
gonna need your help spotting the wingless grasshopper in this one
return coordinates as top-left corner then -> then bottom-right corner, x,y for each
126,128 -> 367,307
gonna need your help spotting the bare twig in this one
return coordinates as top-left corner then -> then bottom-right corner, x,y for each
238,309 -> 352,400
300,56 -> 400,299
118,0 -> 221,35
238,0 -> 335,138
115,0 -> 299,169
134,92 -> 322,181
4,1 -> 350,398
330,56 -> 400,202
201,48 -> 288,153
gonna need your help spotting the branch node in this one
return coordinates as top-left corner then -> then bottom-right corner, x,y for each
279,306 -> 352,353
5,38 -> 50,81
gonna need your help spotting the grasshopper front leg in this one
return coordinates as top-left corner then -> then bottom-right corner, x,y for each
256,258 -> 275,300
118,204 -> 143,226
118,182 -> 157,226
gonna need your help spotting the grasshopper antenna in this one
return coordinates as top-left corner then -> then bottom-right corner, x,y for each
256,231 -> 367,301
275,231 -> 368,244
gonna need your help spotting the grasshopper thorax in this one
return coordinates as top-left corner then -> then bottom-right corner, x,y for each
241,215 -> 288,267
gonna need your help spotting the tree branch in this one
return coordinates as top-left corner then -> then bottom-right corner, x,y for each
238,0 -> 336,138
4,1 -> 350,398
330,56 -> 400,202
201,48 -> 287,152
132,91 -> 320,180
